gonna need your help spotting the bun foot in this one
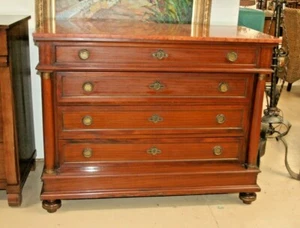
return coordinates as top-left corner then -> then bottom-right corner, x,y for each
42,200 -> 62,213
239,192 -> 257,204
7,193 -> 22,206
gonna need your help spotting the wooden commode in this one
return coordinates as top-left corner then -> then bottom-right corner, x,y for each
0,15 -> 36,206
33,19 -> 279,212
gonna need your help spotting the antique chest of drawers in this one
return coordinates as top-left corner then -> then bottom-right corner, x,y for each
0,15 -> 36,206
33,20 -> 279,212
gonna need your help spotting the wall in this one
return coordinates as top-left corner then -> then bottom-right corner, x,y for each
0,0 -> 240,158
210,0 -> 240,25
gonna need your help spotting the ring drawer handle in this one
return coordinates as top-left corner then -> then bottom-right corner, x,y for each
82,115 -> 93,126
152,49 -> 168,60
82,148 -> 93,158
148,114 -> 164,123
213,146 -> 223,156
218,82 -> 229,93
82,82 -> 94,93
216,114 -> 226,124
78,49 -> 90,60
226,51 -> 238,62
147,147 -> 162,156
149,81 -> 165,91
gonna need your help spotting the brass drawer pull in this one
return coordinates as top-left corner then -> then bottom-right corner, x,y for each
148,114 -> 163,123
213,146 -> 223,156
82,148 -> 93,158
216,114 -> 226,124
82,82 -> 94,93
149,81 -> 165,91
147,147 -> 162,156
226,51 -> 238,62
218,82 -> 229,93
82,115 -> 93,126
78,49 -> 90,60
152,49 -> 168,60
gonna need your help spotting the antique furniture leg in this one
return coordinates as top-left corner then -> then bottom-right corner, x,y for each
239,192 -> 257,204
7,193 -> 22,207
42,200 -> 62,213
41,72 -> 61,211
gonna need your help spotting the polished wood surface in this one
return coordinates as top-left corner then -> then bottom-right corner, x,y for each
0,15 -> 36,206
33,19 -> 279,212
35,19 -> 279,43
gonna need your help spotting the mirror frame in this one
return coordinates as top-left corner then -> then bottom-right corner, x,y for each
36,0 -> 212,27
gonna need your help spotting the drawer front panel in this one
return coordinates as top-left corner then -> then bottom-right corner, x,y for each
60,106 -> 247,132
0,30 -> 7,56
57,72 -> 252,102
55,44 -> 258,70
60,138 -> 242,163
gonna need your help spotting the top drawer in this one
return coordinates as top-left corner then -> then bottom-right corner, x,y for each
54,43 -> 258,70
0,30 -> 7,56
0,30 -> 8,66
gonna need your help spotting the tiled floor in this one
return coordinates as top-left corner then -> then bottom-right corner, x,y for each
0,82 -> 299,228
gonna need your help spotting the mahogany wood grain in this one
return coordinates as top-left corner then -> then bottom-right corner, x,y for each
33,19 -> 279,212
0,15 -> 36,206
59,138 -> 242,163
41,73 -> 56,174
57,72 -> 252,102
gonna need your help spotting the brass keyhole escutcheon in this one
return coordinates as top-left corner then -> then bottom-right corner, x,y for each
82,148 -> 93,158
82,115 -> 93,126
78,49 -> 90,60
226,51 -> 238,62
216,114 -> 226,124
218,82 -> 229,93
152,49 -> 168,60
82,82 -> 94,93
148,114 -> 164,123
213,146 -> 223,156
149,81 -> 165,91
147,147 -> 162,156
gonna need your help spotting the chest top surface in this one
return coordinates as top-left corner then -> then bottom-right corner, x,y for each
34,19 -> 279,44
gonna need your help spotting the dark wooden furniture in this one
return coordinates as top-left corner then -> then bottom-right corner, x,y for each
0,15 -> 36,206
33,19 -> 279,213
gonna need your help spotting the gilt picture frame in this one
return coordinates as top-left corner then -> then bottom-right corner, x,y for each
35,0 -> 212,28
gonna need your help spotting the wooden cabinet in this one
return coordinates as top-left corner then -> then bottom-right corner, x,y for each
33,20 -> 279,213
0,16 -> 36,206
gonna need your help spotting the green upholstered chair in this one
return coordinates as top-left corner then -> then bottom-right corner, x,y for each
238,7 -> 265,32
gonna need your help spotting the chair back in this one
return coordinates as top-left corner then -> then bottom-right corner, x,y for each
280,7 -> 300,83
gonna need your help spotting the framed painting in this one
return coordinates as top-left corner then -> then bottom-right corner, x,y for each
36,0 -> 212,27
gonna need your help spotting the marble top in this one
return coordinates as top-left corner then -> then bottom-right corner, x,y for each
34,19 -> 280,44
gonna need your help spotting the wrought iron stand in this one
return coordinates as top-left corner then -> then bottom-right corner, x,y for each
260,0 -> 300,180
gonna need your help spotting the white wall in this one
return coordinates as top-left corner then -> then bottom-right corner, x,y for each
0,0 -> 240,158
210,0 -> 240,25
